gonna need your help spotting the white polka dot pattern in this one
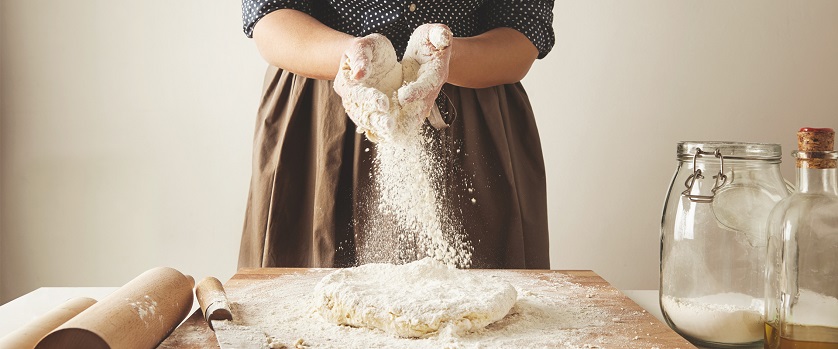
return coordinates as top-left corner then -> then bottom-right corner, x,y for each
242,0 -> 555,59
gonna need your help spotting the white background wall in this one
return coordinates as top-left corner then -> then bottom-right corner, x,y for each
1,1 -> 836,303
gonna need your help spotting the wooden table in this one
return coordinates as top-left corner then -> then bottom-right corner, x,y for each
159,268 -> 696,348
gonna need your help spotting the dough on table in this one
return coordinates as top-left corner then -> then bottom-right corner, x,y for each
312,258 -> 517,338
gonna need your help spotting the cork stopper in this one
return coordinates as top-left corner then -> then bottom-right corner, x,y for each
797,127 -> 836,169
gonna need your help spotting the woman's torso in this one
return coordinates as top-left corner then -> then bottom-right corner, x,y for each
243,0 -> 555,59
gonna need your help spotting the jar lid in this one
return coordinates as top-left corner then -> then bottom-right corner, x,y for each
677,141 -> 782,161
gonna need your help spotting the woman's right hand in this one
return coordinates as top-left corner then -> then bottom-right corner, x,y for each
334,34 -> 402,142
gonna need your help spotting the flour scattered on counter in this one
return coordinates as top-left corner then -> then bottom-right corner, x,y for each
214,270 -> 650,349
214,321 -> 272,348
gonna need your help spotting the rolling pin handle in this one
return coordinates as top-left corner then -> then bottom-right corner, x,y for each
195,277 -> 233,329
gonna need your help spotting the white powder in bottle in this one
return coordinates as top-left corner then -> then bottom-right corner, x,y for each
661,293 -> 763,344
784,289 -> 838,328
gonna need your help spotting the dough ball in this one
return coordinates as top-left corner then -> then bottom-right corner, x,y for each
312,258 -> 517,338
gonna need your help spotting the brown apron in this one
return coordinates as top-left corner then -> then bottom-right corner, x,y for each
238,66 -> 549,269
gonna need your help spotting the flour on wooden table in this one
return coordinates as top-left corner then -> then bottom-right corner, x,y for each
217,269 -> 666,349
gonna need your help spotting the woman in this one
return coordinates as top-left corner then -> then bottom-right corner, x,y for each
238,0 -> 554,269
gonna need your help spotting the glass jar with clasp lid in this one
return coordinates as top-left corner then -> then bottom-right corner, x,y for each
660,141 -> 792,347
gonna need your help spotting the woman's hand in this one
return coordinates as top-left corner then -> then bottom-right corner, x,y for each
334,34 -> 403,142
398,24 -> 453,128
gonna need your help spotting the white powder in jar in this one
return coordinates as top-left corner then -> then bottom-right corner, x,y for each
661,293 -> 763,344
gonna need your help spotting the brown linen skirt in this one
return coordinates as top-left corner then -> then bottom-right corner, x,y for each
238,66 -> 549,269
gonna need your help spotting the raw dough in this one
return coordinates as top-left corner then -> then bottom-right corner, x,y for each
312,258 -> 517,338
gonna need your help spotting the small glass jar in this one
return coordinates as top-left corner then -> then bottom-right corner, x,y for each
660,141 -> 791,347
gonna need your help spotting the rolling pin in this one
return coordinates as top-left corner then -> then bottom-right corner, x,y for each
194,277 -> 233,330
35,267 -> 194,349
0,297 -> 97,349
194,277 -> 270,348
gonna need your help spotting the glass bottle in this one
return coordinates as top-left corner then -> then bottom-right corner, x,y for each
660,141 -> 791,347
764,127 -> 838,349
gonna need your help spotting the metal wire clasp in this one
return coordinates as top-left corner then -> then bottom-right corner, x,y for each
681,148 -> 729,203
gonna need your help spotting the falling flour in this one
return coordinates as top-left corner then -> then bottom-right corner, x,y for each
661,293 -> 764,344
342,27 -> 472,267
366,123 -> 472,267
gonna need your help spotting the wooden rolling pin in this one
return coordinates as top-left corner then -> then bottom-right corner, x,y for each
194,277 -> 233,330
35,267 -> 194,349
0,297 -> 97,349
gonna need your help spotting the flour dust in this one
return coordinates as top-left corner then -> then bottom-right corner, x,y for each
358,119 -> 472,268
217,270 -> 627,349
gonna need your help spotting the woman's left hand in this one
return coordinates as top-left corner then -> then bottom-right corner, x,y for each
398,24 -> 453,129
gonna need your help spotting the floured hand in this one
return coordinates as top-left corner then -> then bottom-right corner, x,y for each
334,26 -> 452,143
334,34 -> 403,142
398,24 -> 452,128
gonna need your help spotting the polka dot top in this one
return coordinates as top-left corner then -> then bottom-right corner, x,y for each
242,0 -> 555,59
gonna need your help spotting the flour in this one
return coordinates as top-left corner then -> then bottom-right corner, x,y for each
342,25 -> 472,268
313,259 -> 516,338
784,289 -> 838,327
128,295 -> 159,326
337,34 -> 403,142
661,293 -> 763,343
337,27 -> 444,142
366,126 -> 472,267
212,270 -> 648,349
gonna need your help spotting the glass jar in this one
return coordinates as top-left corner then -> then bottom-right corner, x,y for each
660,141 -> 791,347
764,128 -> 838,348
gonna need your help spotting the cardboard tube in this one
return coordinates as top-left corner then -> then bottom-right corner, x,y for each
35,267 -> 194,349
0,297 -> 97,349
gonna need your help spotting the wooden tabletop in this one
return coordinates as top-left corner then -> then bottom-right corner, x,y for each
158,268 -> 696,348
